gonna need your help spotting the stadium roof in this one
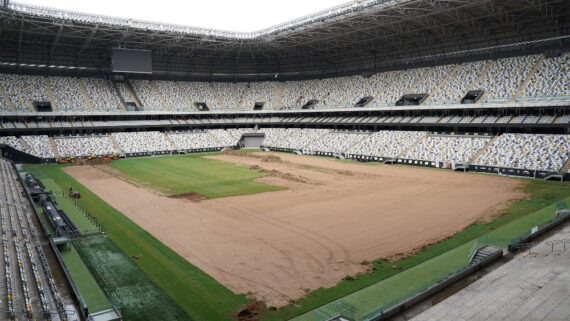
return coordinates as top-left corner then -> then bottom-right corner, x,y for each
0,0 -> 569,80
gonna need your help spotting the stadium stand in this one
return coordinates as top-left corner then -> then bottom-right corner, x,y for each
55,135 -> 116,157
212,82 -> 248,110
403,135 -> 490,163
167,131 -> 222,150
427,61 -> 489,104
49,76 -> 90,112
154,80 -> 196,111
130,80 -> 168,111
474,133 -> 570,171
21,135 -> 54,158
0,135 -> 24,150
112,132 -> 174,153
346,130 -> 426,158
177,81 -> 218,110
521,54 -> 570,101
82,77 -> 122,111
0,53 -> 570,113
476,55 -> 541,102
262,128 -> 328,150
304,130 -> 369,153
242,81 -> 280,110
1,74 -> 48,111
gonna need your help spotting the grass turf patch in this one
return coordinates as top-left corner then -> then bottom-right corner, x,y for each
24,164 -> 250,321
58,244 -> 110,312
261,179 -> 570,321
73,236 -> 190,321
108,154 -> 285,198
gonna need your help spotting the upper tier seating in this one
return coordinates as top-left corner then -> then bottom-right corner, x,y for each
476,55 -> 541,102
1,74 -> 48,111
130,80 -> 167,111
428,61 -> 488,104
82,78 -> 121,111
50,76 -> 89,112
154,80 -> 196,111
242,81 -> 280,110
521,54 -> 570,101
0,53 -> 569,113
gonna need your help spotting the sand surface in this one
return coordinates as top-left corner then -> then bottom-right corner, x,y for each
63,153 -> 526,306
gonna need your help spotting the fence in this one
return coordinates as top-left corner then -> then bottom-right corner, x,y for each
58,190 -> 105,235
314,300 -> 356,321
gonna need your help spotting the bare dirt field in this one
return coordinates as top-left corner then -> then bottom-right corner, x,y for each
63,153 -> 526,306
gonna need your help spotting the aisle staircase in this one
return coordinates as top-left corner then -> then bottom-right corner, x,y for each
273,82 -> 285,110
395,134 -> 427,158
208,131 -> 224,147
124,78 -> 144,108
557,157 -> 570,175
162,132 -> 177,151
238,85 -> 251,110
469,135 -> 498,164
342,132 -> 372,154
209,83 -> 223,110
78,79 -> 95,111
513,55 -> 546,101
424,64 -> 461,104
109,135 -> 123,154
48,137 -> 60,158
110,79 -> 128,111
18,137 -> 32,152
0,84 -> 16,111
469,245 -> 502,266
45,77 -> 58,111
148,81 -> 170,111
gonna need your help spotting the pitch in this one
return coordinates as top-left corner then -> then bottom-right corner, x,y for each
62,152 -> 525,306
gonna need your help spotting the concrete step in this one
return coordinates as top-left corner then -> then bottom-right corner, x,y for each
109,135 -> 123,154
161,132 -> 177,150
48,137 -> 60,158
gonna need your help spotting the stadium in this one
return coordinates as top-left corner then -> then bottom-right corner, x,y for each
0,0 -> 569,320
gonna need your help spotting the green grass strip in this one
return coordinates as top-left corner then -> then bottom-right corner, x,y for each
109,154 -> 285,198
25,164 -> 249,321
59,244 -> 110,312
73,236 -> 190,321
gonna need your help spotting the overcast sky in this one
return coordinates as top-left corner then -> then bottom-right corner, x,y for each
14,0 -> 349,32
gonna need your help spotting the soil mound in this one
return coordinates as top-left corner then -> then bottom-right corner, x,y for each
168,192 -> 208,202
234,301 -> 265,321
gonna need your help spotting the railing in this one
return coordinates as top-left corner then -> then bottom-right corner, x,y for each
517,95 -> 570,102
545,239 -> 570,252
361,263 -> 469,321
467,240 -> 482,262
424,99 -> 459,105
509,211 -> 570,250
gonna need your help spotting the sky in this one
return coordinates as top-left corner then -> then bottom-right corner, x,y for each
14,0 -> 350,32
